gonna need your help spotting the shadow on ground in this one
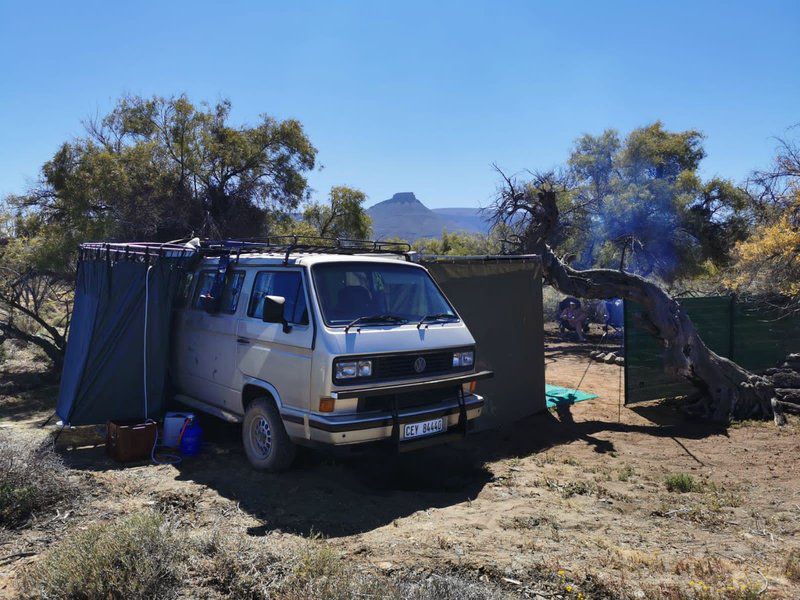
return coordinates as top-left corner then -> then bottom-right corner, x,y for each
40,376 -> 726,537
60,399 -> 729,537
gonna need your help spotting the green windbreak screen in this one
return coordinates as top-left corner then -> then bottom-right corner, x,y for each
624,297 -> 800,404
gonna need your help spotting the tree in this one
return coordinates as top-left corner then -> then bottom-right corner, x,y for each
413,230 -> 496,256
301,186 -> 372,239
563,123 -> 750,281
0,213 -> 71,367
728,135 -> 800,313
1,94 -> 318,365
10,94 -> 317,248
491,170 -> 782,423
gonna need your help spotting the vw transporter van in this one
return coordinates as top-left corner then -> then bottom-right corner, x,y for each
171,238 -> 492,470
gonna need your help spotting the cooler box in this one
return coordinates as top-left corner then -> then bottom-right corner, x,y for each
106,420 -> 157,462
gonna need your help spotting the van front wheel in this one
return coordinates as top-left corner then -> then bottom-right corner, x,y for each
242,398 -> 296,471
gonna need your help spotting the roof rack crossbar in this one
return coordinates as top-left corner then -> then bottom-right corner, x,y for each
195,236 -> 411,261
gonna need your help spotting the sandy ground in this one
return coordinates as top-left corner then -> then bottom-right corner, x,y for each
1,328 -> 799,598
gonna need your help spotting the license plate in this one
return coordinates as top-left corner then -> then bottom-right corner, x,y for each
402,417 -> 446,440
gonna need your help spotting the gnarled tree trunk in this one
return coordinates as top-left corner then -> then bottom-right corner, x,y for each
492,180 -> 780,422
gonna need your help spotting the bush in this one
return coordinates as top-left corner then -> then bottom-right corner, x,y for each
192,529 -> 507,600
0,432 -> 78,528
20,510 -> 186,599
665,473 -> 701,493
193,531 -> 388,599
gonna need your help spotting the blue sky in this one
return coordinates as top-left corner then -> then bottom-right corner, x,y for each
1,0 -> 798,209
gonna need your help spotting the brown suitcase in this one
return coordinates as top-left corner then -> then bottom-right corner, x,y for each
106,420 -> 157,462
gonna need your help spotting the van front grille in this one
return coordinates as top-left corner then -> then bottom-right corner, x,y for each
333,346 -> 474,385
373,350 -> 455,379
357,385 -> 459,413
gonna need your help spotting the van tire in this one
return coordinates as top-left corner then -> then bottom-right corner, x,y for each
242,398 -> 296,471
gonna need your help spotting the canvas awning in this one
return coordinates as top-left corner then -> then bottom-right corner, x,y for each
56,243 -> 198,425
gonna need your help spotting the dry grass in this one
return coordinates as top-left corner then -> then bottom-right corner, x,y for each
19,510 -> 186,599
0,431 -> 79,528
618,464 -> 636,481
191,527 -> 509,599
786,548 -> 800,583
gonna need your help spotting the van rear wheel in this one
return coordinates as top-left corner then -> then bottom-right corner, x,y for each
242,398 -> 296,471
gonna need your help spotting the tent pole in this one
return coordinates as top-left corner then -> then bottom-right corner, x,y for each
143,264 -> 153,420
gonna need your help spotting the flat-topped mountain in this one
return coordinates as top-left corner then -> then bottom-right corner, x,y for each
367,192 -> 488,241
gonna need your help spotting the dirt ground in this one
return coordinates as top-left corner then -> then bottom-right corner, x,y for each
1,327 -> 799,598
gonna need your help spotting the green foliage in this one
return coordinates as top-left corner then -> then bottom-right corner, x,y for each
1,94 -> 317,362
302,185 -> 372,239
20,510 -> 186,599
413,227 -> 509,256
9,94 -> 317,266
665,473 -> 701,493
563,122 -> 751,282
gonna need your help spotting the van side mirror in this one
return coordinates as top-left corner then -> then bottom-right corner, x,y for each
262,295 -> 292,333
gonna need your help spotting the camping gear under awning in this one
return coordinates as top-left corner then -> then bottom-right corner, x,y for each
56,242 -> 198,426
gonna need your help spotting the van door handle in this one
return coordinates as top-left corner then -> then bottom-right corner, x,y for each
236,338 -> 250,345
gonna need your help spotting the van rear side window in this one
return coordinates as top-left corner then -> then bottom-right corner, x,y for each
248,271 -> 309,325
192,270 -> 245,313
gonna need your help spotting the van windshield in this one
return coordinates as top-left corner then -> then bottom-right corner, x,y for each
312,262 -> 458,326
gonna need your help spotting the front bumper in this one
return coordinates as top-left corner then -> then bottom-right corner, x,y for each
306,392 -> 484,446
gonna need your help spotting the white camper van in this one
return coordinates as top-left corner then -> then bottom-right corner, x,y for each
171,239 -> 492,471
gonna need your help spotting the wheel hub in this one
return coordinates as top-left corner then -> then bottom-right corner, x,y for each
251,415 -> 272,458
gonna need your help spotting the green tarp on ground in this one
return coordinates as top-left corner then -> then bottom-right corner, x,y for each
545,384 -> 597,408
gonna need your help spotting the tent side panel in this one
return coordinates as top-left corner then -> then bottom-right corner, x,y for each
58,255 -> 193,425
426,259 -> 545,429
56,260 -> 107,423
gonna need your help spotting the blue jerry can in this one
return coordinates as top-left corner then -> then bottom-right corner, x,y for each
179,419 -> 203,456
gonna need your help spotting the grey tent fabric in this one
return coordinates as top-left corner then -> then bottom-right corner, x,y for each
424,257 -> 545,428
56,246 -> 197,425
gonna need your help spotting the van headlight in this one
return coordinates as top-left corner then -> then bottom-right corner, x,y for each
335,359 -> 372,379
452,351 -> 474,368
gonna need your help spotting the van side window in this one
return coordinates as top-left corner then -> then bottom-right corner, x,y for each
248,271 -> 309,325
220,271 -> 246,313
192,270 -> 245,313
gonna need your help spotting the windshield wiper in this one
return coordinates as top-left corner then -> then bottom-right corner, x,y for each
344,314 -> 409,333
417,313 -> 459,328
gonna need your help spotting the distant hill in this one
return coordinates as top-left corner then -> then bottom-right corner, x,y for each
367,192 -> 489,241
431,207 -> 489,234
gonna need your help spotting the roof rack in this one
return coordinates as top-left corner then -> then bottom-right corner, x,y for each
79,241 -> 197,263
79,236 -> 413,265
197,236 -> 412,264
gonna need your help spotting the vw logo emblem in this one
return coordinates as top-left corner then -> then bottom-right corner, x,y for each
413,356 -> 426,373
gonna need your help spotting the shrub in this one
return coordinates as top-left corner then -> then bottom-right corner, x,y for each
665,473 -> 700,493
192,529 -> 507,600
0,432 -> 78,528
20,510 -> 186,599
562,480 -> 593,498
618,464 -> 635,482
